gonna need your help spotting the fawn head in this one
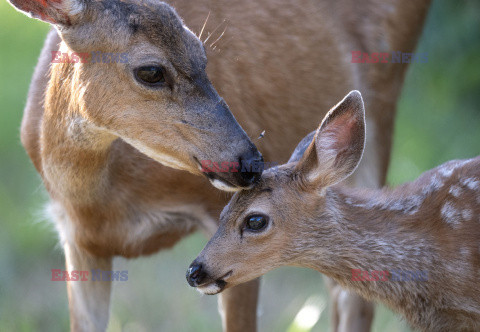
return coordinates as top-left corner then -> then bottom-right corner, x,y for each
9,0 -> 262,190
187,91 -> 366,294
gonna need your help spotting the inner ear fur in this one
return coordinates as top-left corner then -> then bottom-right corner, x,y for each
294,90 -> 366,188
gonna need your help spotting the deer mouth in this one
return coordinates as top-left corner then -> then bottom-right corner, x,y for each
208,177 -> 243,192
193,157 -> 243,192
196,270 -> 233,295
193,156 -> 263,191
205,172 -> 244,192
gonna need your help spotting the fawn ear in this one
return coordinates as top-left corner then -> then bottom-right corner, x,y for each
294,90 -> 365,188
8,0 -> 86,26
288,131 -> 316,164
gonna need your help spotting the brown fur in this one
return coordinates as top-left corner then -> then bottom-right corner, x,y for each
9,0 -> 430,330
191,92 -> 480,331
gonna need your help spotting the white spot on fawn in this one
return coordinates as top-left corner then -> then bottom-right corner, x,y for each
441,201 -> 462,228
439,166 -> 455,178
438,159 -> 470,178
347,195 -> 423,215
345,198 -> 354,205
449,185 -> 462,198
460,177 -> 479,191
422,174 -> 444,196
460,246 -> 471,257
462,209 -> 473,221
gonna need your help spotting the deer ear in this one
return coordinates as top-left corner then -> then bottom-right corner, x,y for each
8,0 -> 86,26
294,90 -> 366,188
288,131 -> 316,163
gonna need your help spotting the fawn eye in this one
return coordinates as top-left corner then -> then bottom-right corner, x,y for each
135,66 -> 166,86
245,215 -> 268,232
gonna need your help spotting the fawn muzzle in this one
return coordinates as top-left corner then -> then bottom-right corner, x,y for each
186,260 -> 231,294
186,261 -> 207,287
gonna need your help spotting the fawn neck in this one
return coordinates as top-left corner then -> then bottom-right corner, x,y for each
297,185 -> 438,300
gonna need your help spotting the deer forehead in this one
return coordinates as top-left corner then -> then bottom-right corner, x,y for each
242,198 -> 274,216
223,191 -> 272,222
83,1 -> 203,61
97,0 -> 183,32
222,175 -> 293,222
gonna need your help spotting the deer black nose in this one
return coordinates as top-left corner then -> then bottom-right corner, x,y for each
186,262 -> 207,287
238,150 -> 264,187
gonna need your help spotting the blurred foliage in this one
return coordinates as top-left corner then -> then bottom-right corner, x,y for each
0,0 -> 479,331
388,0 -> 480,186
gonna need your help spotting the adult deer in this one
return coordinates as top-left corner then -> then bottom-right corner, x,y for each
187,91 -> 480,332
9,0 -> 430,330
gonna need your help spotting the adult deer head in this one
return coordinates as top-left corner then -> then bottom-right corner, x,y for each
9,0 -> 263,190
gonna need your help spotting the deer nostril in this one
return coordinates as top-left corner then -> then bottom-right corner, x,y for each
186,262 -> 205,287
239,153 -> 264,186
189,264 -> 201,279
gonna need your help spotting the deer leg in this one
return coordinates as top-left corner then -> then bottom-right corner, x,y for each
336,289 -> 374,332
218,278 -> 259,332
64,242 -> 113,332
325,277 -> 374,332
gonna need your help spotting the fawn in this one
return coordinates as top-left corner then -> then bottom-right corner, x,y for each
188,91 -> 480,331
8,0 -> 430,329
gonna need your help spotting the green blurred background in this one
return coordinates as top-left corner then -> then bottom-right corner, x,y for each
0,0 -> 479,331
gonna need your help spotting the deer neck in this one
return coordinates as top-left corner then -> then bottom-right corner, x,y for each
295,185 -> 437,307
41,62 -> 117,204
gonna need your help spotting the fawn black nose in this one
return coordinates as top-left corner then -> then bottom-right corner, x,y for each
186,262 -> 207,287
237,150 -> 264,187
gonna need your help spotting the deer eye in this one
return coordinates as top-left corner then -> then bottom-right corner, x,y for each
245,215 -> 268,232
134,66 -> 166,86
